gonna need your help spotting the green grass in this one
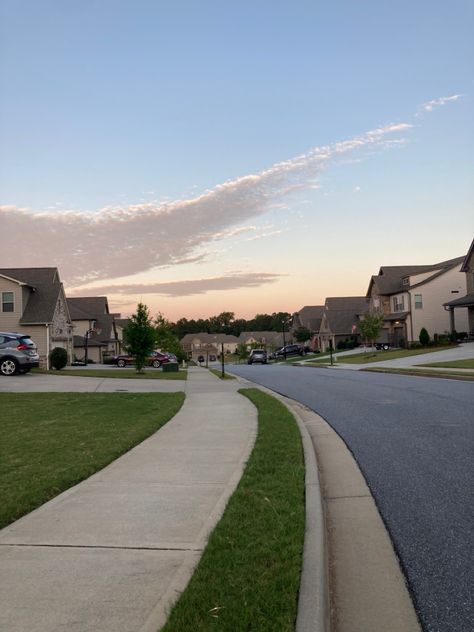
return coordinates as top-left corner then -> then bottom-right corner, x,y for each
209,368 -> 236,380
161,388 -> 305,632
33,368 -> 186,380
0,392 -> 185,529
364,367 -> 474,381
307,346 -> 458,365
418,358 -> 474,369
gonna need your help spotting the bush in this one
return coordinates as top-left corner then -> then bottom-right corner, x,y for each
449,330 -> 458,343
49,347 -> 68,370
419,328 -> 430,346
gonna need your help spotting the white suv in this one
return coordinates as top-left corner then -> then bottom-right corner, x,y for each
0,332 -> 40,375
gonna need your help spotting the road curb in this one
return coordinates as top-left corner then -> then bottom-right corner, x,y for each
233,376 -> 329,632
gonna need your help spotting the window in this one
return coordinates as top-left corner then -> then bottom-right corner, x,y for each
392,296 -> 404,312
402,277 -> 409,286
1,292 -> 14,312
414,294 -> 423,309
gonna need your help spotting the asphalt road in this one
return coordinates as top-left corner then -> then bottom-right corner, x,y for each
229,364 -> 474,632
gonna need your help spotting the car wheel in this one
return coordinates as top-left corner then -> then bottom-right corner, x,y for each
0,358 -> 19,376
117,359 -> 126,367
383,344 -> 389,351
152,360 -> 161,368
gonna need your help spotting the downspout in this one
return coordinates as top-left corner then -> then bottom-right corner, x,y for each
46,324 -> 50,370
408,292 -> 414,344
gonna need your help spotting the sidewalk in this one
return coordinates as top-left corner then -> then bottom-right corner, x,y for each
0,368 -> 257,632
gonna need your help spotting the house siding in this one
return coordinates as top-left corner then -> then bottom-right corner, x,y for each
0,277 -> 24,330
410,267 -> 468,338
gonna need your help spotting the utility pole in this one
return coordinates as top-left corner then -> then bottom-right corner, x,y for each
221,342 -> 225,378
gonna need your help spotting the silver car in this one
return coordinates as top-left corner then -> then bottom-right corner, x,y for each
247,349 -> 267,365
0,332 -> 40,375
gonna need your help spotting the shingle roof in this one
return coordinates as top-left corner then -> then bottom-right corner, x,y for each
0,267 -> 64,324
325,310 -> 363,335
67,297 -> 116,342
293,306 -> 325,331
238,331 -> 284,345
369,257 -> 464,296
325,296 -> 369,313
180,332 -> 239,344
443,292 -> 474,308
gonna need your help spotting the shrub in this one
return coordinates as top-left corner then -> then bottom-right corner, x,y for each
49,347 -> 68,370
433,333 -> 439,345
419,328 -> 430,346
449,330 -> 458,343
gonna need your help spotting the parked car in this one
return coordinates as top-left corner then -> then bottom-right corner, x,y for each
0,332 -> 39,376
374,342 -> 391,350
275,344 -> 304,358
247,349 -> 267,365
112,351 -> 175,368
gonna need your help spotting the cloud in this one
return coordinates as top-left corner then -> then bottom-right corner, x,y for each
0,121 -> 412,287
68,272 -> 285,298
417,94 -> 462,116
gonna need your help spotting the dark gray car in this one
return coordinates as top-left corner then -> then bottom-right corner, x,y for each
0,332 -> 40,375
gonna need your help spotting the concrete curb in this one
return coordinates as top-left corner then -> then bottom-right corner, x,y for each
233,376 -> 329,632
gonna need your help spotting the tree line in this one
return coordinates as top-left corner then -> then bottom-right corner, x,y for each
169,311 -> 292,339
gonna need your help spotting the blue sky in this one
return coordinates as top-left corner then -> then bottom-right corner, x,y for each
1,1 -> 473,319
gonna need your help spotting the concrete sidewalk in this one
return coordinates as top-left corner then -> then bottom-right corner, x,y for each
0,368 -> 257,632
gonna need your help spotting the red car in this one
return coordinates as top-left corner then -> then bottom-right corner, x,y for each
113,351 -> 176,368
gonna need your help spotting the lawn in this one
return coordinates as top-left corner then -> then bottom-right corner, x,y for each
418,358 -> 474,369
161,388 -> 305,632
33,368 -> 186,380
306,346 -> 458,365
364,367 -> 474,381
0,392 -> 185,529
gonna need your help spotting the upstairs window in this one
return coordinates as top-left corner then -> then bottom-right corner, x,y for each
1,291 -> 14,312
392,296 -> 405,312
414,294 -> 423,309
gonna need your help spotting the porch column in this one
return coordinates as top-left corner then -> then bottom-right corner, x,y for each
448,308 -> 456,333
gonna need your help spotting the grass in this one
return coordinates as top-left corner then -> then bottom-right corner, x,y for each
161,388 -> 305,632
305,346 -> 458,365
0,392 -> 185,529
33,368 -> 186,380
418,358 -> 474,369
364,367 -> 474,381
209,368 -> 236,380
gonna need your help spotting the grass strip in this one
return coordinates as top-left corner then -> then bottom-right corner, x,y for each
330,346 -> 458,364
33,368 -> 186,379
0,392 -> 184,528
209,368 -> 236,380
161,388 -> 305,632
418,358 -> 474,369
363,367 -> 474,381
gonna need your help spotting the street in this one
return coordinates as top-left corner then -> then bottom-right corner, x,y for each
228,364 -> 474,632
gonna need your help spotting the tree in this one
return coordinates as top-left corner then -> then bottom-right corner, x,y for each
236,343 -> 249,363
123,303 -> 156,372
294,327 -> 312,343
419,327 -> 430,346
358,313 -> 384,349
154,313 -> 186,362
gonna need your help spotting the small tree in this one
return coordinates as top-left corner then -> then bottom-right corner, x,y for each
419,327 -> 430,346
294,327 -> 312,344
123,303 -> 156,372
49,347 -> 68,370
154,312 -> 186,362
358,313 -> 384,349
236,343 -> 249,363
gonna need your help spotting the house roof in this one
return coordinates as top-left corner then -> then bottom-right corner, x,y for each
443,292 -> 474,308
368,257 -> 464,296
293,306 -> 325,331
325,310 -> 363,335
238,331 -> 284,344
461,237 -> 474,272
67,297 -> 116,342
0,267 -> 65,324
180,332 -> 239,344
325,296 -> 369,313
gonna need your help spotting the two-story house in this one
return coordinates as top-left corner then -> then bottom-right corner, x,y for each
180,333 -> 239,361
367,256 -> 467,345
316,296 -> 369,351
67,296 -> 120,363
444,237 -> 474,336
0,267 -> 73,368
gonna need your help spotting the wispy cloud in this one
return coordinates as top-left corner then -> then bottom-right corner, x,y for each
69,272 -> 285,298
417,94 -> 463,116
0,121 -> 412,287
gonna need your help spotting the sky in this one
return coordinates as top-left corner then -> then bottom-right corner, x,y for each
1,1 -> 473,321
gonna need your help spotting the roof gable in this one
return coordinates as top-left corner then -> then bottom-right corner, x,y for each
0,267 -> 63,324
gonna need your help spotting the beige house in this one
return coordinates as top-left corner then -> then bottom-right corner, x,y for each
180,333 -> 239,361
0,267 -> 73,368
444,237 -> 474,335
317,297 -> 369,351
237,331 -> 285,350
67,296 -> 120,364
367,256 -> 468,345
291,306 -> 325,350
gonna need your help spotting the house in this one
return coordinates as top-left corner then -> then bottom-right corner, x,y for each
443,237 -> 474,336
367,256 -> 468,345
237,331 -> 286,350
67,297 -> 120,363
291,306 -> 325,350
0,267 -> 73,368
180,333 -> 239,361
316,297 -> 369,351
